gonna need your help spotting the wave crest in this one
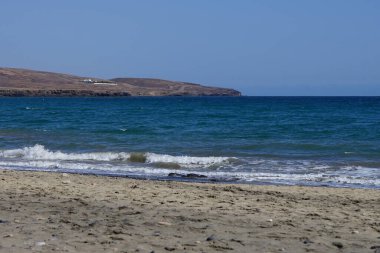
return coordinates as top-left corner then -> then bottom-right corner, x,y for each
0,144 -> 231,166
146,153 -> 230,165
0,144 -> 129,161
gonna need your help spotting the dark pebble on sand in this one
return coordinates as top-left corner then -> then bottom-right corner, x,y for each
301,237 -> 313,244
371,246 -> 380,249
88,221 -> 97,227
0,219 -> 7,224
230,238 -> 245,245
118,205 -> 128,210
206,235 -> 216,241
112,229 -> 124,235
164,246 -> 175,251
110,236 -> 124,241
332,242 -> 343,249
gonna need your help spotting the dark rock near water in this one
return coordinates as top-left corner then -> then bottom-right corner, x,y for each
210,177 -> 239,182
168,173 -> 182,177
168,172 -> 207,179
185,173 -> 207,178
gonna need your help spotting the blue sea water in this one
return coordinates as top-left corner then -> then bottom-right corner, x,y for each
0,97 -> 379,188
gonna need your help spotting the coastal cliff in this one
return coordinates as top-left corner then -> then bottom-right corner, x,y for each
0,68 -> 241,97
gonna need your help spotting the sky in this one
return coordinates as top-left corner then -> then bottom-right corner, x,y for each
0,0 -> 379,96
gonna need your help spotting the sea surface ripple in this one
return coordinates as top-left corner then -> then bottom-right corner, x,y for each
0,97 -> 379,188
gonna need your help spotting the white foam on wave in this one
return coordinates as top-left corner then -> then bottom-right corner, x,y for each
0,144 -> 129,161
0,159 -> 378,188
1,145 -> 379,188
0,144 -> 231,166
25,107 -> 42,110
146,153 -> 230,165
238,172 -> 380,186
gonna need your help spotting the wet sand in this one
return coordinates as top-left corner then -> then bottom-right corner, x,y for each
0,169 -> 379,253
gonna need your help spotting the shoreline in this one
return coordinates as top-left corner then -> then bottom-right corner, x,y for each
4,167 -> 379,190
0,169 -> 379,253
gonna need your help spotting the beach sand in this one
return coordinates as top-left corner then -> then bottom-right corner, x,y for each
0,169 -> 379,253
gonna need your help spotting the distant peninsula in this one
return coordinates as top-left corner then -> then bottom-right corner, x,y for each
0,68 -> 241,97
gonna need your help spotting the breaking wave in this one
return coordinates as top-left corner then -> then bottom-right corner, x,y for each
146,153 -> 230,165
1,145 -> 128,161
0,145 -> 379,188
0,144 -> 232,166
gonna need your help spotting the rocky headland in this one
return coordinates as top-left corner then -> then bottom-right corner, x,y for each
0,68 -> 241,97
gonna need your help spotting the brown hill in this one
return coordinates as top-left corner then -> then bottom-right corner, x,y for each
0,68 -> 241,96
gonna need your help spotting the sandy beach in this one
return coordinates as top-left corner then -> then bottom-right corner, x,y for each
0,169 -> 379,253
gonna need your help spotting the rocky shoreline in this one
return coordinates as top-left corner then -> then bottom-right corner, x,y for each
0,89 -> 132,97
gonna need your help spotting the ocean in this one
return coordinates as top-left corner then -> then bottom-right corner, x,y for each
0,97 -> 379,188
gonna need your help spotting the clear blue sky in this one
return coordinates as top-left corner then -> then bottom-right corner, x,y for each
1,0 -> 379,95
